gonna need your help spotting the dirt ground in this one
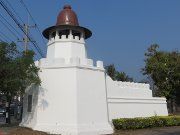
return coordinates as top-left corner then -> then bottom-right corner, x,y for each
8,127 -> 48,135
0,126 -> 180,135
0,126 -> 48,135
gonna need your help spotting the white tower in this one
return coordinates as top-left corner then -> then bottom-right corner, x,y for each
20,5 -> 113,135
43,5 -> 91,61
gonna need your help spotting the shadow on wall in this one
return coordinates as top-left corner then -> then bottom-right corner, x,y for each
20,84 -> 49,128
38,86 -> 49,110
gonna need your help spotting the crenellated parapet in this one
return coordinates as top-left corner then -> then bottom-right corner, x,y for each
35,58 -> 104,70
106,76 -> 150,90
115,80 -> 150,89
106,76 -> 152,98
48,29 -> 85,46
117,81 -> 150,89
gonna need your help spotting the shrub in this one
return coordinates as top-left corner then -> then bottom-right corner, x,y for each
112,116 -> 180,130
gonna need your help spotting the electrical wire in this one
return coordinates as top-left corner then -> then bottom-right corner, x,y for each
19,0 -> 46,46
0,18 -> 20,39
0,28 -> 23,51
0,0 -> 45,57
5,0 -> 24,24
0,33 -> 8,42
0,13 -> 22,38
0,37 -> 5,42
0,30 -> 12,42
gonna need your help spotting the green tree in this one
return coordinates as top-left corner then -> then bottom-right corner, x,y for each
116,71 -> 133,82
0,42 -> 40,123
142,44 -> 180,113
105,64 -> 133,82
105,64 -> 116,80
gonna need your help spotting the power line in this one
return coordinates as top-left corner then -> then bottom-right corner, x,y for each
0,17 -> 20,39
5,0 -> 24,24
0,35 -> 6,42
19,0 -> 46,46
0,33 -> 9,42
0,26 -> 24,50
2,0 -> 26,51
0,30 -> 12,42
0,37 -> 5,42
18,23 -> 36,53
0,13 -> 22,38
15,42 -> 24,51
0,0 -> 45,57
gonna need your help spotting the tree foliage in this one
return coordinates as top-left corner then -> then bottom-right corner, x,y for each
105,64 -> 133,82
142,44 -> 180,112
0,42 -> 40,123
0,42 -> 40,97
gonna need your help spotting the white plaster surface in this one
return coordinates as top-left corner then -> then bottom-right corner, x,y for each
47,34 -> 86,61
20,32 -> 168,135
106,76 -> 168,120
20,57 -> 113,135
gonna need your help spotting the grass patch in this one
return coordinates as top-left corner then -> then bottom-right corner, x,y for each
113,115 -> 180,130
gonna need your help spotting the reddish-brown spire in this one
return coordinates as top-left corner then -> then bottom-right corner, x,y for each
56,5 -> 79,26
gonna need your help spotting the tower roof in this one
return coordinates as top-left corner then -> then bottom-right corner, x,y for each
56,5 -> 79,26
43,5 -> 92,39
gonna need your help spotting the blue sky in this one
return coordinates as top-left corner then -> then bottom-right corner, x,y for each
0,0 -> 180,81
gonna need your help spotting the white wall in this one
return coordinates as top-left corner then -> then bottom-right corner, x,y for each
106,76 -> 152,98
47,36 -> 86,61
20,84 -> 39,129
75,68 -> 112,134
21,58 -> 113,135
21,60 -> 169,134
106,76 -> 168,120
108,97 -> 168,119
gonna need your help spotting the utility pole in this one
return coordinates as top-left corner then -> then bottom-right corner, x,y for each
24,23 -> 29,52
19,15 -> 36,53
